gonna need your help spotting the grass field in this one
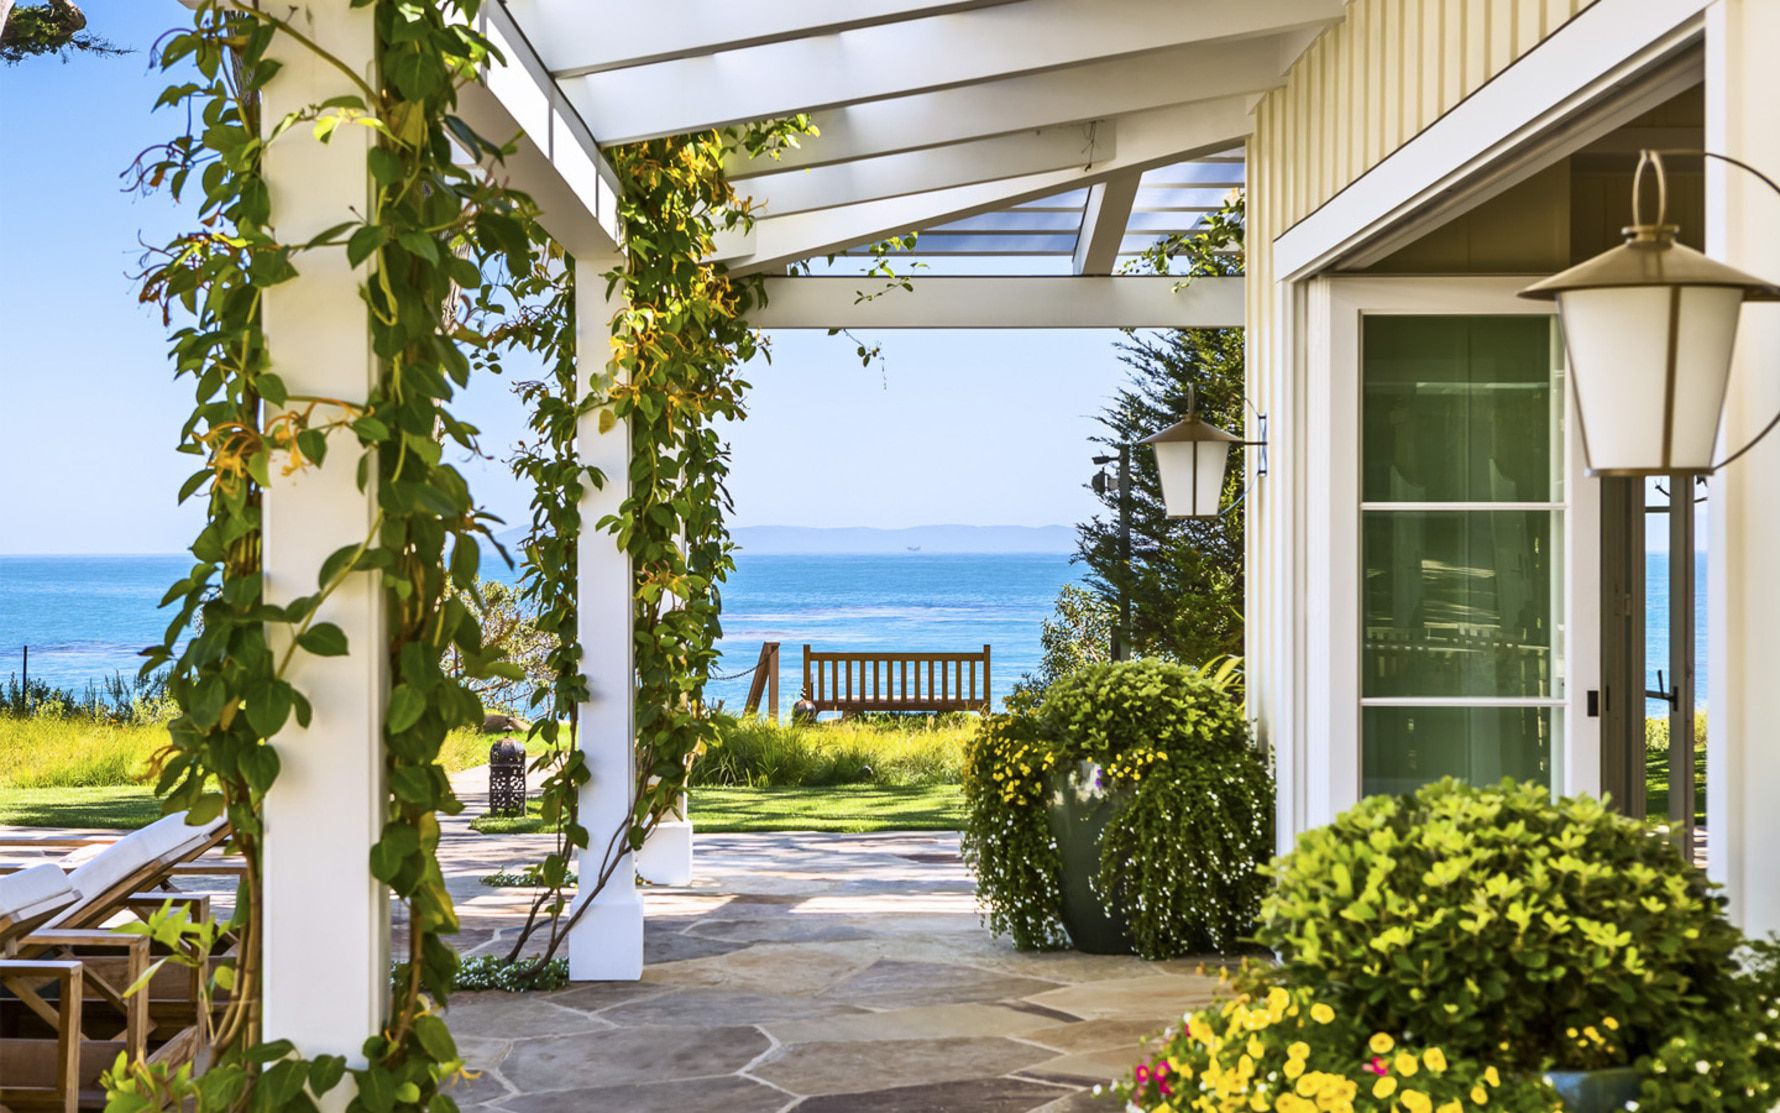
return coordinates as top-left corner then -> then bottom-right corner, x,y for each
471,784 -> 965,835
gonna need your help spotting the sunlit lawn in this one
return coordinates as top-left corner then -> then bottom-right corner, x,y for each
470,785 -> 965,835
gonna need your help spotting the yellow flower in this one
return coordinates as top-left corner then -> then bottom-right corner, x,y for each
1437,1103 -> 1464,1113
1400,1091 -> 1432,1113
1483,1066 -> 1501,1088
1603,1016 -> 1620,1031
1471,1085 -> 1491,1105
1310,1003 -> 1335,1025
1422,1048 -> 1447,1073
1372,1076 -> 1398,1099
1368,1032 -> 1395,1055
1248,1037 -> 1266,1059
1287,1041 -> 1310,1060
1283,1058 -> 1305,1080
1394,1051 -> 1419,1077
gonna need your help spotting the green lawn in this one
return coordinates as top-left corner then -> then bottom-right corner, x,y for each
0,786 -> 165,830
471,784 -> 964,835
0,783 -> 964,835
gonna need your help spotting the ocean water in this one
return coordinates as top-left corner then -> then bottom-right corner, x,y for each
0,552 -> 1080,711
0,550 -> 1705,714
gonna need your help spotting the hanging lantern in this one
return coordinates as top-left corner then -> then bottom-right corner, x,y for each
488,738 -> 527,816
1520,150 -> 1780,475
1142,406 -> 1245,519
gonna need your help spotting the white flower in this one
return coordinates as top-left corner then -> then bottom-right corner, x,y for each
1696,1060 -> 1711,1074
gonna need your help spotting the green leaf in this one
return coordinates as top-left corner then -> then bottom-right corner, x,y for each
308,1055 -> 347,1094
298,623 -> 350,657
245,683 -> 293,737
387,685 -> 426,734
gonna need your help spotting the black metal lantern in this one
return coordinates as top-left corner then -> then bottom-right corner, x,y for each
488,738 -> 527,816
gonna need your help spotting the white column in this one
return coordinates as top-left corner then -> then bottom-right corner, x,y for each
636,793 -> 694,887
1705,0 -> 1780,937
259,4 -> 388,1061
569,255 -> 645,980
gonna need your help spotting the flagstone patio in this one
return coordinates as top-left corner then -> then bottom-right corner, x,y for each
434,807 -> 1224,1112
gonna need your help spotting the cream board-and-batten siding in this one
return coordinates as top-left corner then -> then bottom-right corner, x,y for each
1241,0 -> 1600,835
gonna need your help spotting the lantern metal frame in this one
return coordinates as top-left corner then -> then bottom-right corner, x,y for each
1137,385 -> 1269,519
1519,148 -> 1780,476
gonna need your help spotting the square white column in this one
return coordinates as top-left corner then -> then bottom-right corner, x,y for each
258,3 -> 389,1060
1705,0 -> 1780,937
568,254 -> 645,980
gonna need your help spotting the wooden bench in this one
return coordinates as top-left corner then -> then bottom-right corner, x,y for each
801,645 -> 991,716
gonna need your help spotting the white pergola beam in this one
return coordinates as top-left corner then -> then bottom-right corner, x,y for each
1073,170 -> 1141,275
752,275 -> 1243,329
725,36 -> 1290,178
742,123 -> 1111,217
556,0 -> 1341,144
464,4 -> 622,257
731,95 -> 1255,274
505,0 -> 1018,75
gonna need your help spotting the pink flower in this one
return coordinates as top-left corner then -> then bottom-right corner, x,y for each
1368,1057 -> 1390,1076
1155,1062 -> 1171,1079
1135,1065 -> 1150,1084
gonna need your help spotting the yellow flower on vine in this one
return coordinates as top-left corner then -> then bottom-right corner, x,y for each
1372,1076 -> 1397,1099
1393,1051 -> 1419,1077
1421,1048 -> 1447,1073
1368,1032 -> 1395,1055
1471,1085 -> 1490,1104
1483,1066 -> 1501,1087
1310,1003 -> 1335,1024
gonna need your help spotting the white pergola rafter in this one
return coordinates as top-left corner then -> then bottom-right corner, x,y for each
1073,171 -> 1142,275
727,95 -> 1256,274
544,0 -> 1342,145
739,122 -> 1113,218
722,35 -> 1295,178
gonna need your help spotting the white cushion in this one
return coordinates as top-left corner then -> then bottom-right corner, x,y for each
0,863 -> 76,926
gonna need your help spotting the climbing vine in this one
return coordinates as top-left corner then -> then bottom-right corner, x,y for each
475,123 -> 815,971
117,0 -> 540,1106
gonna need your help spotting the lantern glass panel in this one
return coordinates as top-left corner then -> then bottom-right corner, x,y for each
1558,285 -> 1742,473
1153,439 -> 1233,517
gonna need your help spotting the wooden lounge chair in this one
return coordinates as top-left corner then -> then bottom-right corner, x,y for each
0,864 -> 151,1113
0,814 -> 229,1110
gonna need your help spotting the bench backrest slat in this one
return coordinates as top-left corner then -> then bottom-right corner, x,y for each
800,645 -> 991,713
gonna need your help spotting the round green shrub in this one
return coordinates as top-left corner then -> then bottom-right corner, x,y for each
1255,778 -> 1747,1077
1037,657 -> 1248,771
962,660 -> 1272,958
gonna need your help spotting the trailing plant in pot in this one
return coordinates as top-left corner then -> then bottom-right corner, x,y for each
961,658 -> 1271,959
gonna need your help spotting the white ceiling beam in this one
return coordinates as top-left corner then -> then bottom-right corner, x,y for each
1073,171 -> 1142,275
725,36 -> 1290,178
556,0 -> 1342,144
740,123 -> 1112,218
729,95 -> 1256,275
461,4 -> 621,257
752,275 -> 1243,329
504,0 -> 1019,76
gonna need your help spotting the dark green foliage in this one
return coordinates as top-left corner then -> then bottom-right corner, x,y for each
960,699 -> 1069,950
1255,778 -> 1780,1108
1076,202 -> 1246,666
1097,744 -> 1274,958
0,1 -> 125,63
962,661 -> 1272,958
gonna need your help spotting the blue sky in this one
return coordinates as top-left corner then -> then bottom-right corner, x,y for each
0,0 -> 1127,555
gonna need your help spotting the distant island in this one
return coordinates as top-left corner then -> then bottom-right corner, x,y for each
731,524 -> 1076,555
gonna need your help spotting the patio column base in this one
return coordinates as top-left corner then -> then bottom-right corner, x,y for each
567,878 -> 644,981
636,819 -> 694,886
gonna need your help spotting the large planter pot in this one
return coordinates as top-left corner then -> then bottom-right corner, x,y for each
1541,1067 -> 1642,1112
1044,760 -> 1136,954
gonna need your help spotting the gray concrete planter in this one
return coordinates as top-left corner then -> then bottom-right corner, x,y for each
1044,760 -> 1135,955
1541,1067 -> 1642,1112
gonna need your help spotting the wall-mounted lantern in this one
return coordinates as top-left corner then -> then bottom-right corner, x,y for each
1140,386 -> 1268,518
1520,149 -> 1780,475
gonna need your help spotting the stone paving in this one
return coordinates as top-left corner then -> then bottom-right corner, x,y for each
434,770 -> 1224,1112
